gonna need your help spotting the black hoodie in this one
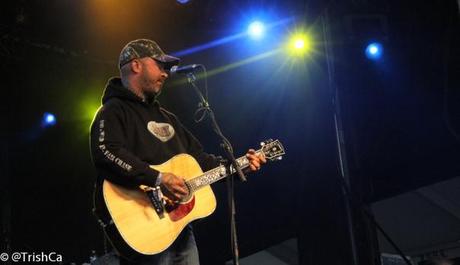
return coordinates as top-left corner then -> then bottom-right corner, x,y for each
90,77 -> 220,188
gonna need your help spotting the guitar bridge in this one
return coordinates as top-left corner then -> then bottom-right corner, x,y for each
144,187 -> 165,219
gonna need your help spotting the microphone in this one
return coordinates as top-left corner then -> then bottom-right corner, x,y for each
169,64 -> 201,75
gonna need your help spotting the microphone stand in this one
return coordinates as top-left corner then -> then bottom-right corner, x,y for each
186,71 -> 246,265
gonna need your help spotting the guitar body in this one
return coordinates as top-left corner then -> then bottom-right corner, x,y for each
94,139 -> 285,261
100,154 -> 216,260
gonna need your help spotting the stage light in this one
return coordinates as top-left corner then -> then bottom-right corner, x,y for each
43,112 -> 56,126
294,39 -> 305,49
176,0 -> 191,4
365,42 -> 383,60
247,21 -> 265,40
83,102 -> 101,122
79,93 -> 102,131
286,33 -> 311,57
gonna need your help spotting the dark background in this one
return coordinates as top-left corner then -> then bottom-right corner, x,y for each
1,0 -> 459,264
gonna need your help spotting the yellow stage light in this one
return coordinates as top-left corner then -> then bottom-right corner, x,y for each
285,32 -> 312,57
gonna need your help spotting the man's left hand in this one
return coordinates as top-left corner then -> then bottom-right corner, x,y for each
246,149 -> 266,172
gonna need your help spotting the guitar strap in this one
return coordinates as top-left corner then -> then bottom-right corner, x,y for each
93,207 -> 115,228
92,184 -> 115,229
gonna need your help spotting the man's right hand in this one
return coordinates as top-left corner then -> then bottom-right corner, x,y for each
160,172 -> 189,202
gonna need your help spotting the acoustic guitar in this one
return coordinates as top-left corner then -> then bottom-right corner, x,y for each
95,139 -> 285,260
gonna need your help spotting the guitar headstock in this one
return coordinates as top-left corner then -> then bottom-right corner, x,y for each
260,139 -> 285,161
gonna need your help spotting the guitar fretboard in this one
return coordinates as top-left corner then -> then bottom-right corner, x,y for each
186,150 -> 262,193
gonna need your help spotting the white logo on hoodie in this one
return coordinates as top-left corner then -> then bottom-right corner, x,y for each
147,121 -> 175,142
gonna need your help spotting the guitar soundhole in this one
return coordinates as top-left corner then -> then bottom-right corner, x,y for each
167,196 -> 195,221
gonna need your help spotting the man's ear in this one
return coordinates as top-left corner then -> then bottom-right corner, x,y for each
131,59 -> 142,74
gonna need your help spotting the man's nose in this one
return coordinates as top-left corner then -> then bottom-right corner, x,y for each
161,71 -> 168,79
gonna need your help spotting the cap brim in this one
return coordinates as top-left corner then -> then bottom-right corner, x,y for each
154,54 -> 180,70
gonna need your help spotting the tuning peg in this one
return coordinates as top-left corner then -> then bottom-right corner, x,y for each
260,142 -> 265,146
277,156 -> 283,160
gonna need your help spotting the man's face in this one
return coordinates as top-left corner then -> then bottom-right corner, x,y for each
139,57 -> 169,96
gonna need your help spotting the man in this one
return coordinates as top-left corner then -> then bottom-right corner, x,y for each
90,39 -> 266,265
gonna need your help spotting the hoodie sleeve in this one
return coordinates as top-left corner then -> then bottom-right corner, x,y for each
90,101 -> 159,188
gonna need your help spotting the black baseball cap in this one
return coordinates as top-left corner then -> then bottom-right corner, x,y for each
118,39 -> 180,69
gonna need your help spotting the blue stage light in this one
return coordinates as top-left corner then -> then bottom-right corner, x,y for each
43,112 -> 56,126
176,0 -> 191,4
247,21 -> 265,39
365,42 -> 383,60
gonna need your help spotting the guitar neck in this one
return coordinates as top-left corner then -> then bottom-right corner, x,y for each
186,149 -> 262,192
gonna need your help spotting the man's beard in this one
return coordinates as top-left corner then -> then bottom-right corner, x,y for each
141,73 -> 162,100
145,89 -> 160,100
